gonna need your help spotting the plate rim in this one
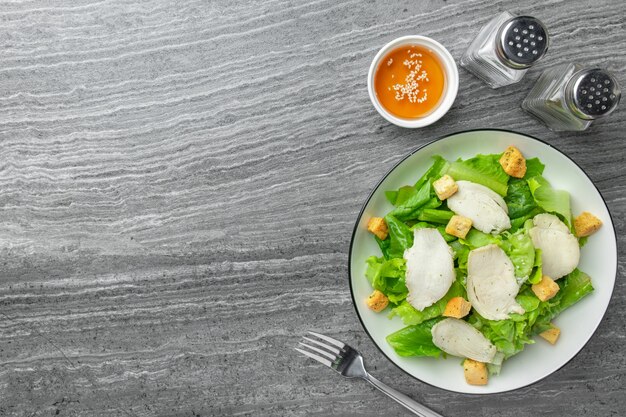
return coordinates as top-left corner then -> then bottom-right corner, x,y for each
347,128 -> 618,395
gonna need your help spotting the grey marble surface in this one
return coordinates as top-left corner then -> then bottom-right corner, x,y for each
0,0 -> 624,416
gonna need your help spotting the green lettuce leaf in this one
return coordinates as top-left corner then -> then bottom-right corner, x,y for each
504,158 -> 546,230
468,312 -> 535,359
417,208 -> 454,224
365,256 -> 408,304
446,154 -> 509,196
524,157 -> 545,179
552,269 -> 594,314
500,228 -> 535,279
409,222 -> 431,231
509,206 -> 544,232
505,178 -> 539,219
386,184 -> 424,208
415,155 -> 450,190
385,190 -> 398,205
383,215 -> 414,259
528,248 -> 543,284
460,229 -> 501,249
389,280 -> 465,325
515,292 -> 541,312
387,182 -> 433,221
436,226 -> 458,242
449,240 -> 470,274
527,175 -> 571,225
386,318 -> 443,357
532,269 -> 594,333
417,197 -> 445,214
374,235 -> 391,259
386,156 -> 449,205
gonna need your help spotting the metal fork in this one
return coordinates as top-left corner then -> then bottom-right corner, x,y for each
295,331 -> 444,417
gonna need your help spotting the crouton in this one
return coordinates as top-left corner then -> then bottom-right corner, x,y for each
574,211 -> 602,237
539,325 -> 561,345
433,175 -> 458,200
499,146 -> 527,178
443,297 -> 472,319
445,215 -> 473,239
531,275 -> 560,302
366,290 -> 389,312
463,359 -> 488,386
367,217 -> 388,240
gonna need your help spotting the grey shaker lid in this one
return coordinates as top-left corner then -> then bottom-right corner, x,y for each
566,68 -> 621,120
496,16 -> 549,69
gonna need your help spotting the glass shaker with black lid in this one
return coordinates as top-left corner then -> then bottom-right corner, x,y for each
461,11 -> 549,88
522,64 -> 621,131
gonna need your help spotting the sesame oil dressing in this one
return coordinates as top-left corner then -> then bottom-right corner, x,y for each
374,45 -> 446,119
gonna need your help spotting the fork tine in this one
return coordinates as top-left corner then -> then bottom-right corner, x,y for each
302,336 -> 341,355
294,347 -> 333,368
308,331 -> 345,349
298,342 -> 337,361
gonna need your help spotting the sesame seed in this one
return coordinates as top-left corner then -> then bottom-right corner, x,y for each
393,52 -> 430,104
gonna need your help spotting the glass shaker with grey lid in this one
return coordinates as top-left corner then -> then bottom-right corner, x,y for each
461,11 -> 549,88
522,64 -> 621,131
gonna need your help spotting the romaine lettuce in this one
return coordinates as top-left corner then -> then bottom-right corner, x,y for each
460,229 -> 501,249
524,157 -> 545,179
415,155 -> 450,191
500,228 -> 536,279
468,303 -> 536,359
381,215 -> 413,259
365,256 -> 407,304
417,208 -> 454,224
545,269 -> 594,317
389,280 -> 465,325
527,175 -> 572,226
505,178 -> 538,219
446,154 -> 509,196
386,155 -> 449,205
386,318 -> 443,357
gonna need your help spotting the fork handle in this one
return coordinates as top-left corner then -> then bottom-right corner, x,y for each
364,374 -> 445,417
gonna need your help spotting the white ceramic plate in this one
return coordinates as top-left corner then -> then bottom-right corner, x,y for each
348,129 -> 617,394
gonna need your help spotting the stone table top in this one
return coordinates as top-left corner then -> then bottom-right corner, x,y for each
1,0 -> 624,416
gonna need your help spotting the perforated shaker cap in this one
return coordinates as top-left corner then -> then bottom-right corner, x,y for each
565,68 -> 621,120
496,16 -> 549,69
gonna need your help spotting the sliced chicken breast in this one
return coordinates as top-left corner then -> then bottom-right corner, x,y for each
447,180 -> 511,234
431,318 -> 497,363
529,213 -> 580,279
403,228 -> 455,311
467,244 -> 525,320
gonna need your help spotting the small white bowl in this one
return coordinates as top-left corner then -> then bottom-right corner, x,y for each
367,35 -> 459,128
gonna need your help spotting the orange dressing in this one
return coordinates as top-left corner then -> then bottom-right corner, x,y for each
374,45 -> 446,119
